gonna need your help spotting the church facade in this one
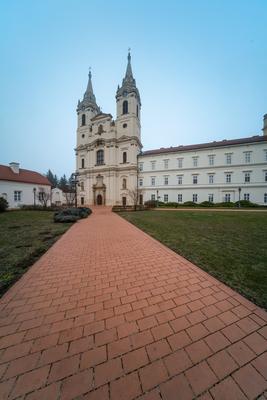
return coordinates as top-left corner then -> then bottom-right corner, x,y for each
75,53 -> 267,206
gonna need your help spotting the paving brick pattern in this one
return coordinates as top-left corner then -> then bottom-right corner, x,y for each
0,207 -> 267,399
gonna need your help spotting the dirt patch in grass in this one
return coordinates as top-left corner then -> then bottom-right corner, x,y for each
120,210 -> 267,309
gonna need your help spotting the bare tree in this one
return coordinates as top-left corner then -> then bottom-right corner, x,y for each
127,187 -> 143,210
63,191 -> 76,207
38,189 -> 51,208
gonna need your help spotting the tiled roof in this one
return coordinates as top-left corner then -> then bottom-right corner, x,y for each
0,165 -> 51,186
141,135 -> 267,156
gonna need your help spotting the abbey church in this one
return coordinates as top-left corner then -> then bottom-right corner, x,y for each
75,53 -> 267,206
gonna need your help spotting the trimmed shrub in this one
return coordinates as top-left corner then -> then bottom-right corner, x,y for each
215,202 -> 235,208
54,207 -> 92,223
165,202 -> 179,208
182,201 -> 196,207
234,200 -> 258,208
199,201 -> 214,207
0,197 -> 8,212
20,205 -> 59,211
144,200 -> 157,208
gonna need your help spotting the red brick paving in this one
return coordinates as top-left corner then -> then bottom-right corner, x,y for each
0,207 -> 267,399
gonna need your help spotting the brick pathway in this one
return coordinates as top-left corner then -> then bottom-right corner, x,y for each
0,207 -> 267,400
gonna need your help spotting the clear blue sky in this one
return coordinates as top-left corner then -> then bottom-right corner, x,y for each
0,0 -> 266,178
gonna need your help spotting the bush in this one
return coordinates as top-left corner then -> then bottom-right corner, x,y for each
199,201 -> 214,207
215,202 -> 235,208
144,200 -> 157,208
164,202 -> 179,208
234,200 -> 258,208
20,205 -> 59,211
0,197 -> 8,212
182,201 -> 196,207
54,207 -> 92,223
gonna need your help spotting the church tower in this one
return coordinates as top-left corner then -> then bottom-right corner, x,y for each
75,52 -> 142,207
116,51 -> 141,142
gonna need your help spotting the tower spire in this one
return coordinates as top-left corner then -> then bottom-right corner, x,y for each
125,49 -> 133,79
116,50 -> 140,104
77,68 -> 100,113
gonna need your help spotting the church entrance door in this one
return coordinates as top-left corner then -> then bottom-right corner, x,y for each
96,194 -> 103,205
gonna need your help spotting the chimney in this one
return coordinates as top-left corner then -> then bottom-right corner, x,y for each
9,162 -> 20,174
263,114 -> 267,136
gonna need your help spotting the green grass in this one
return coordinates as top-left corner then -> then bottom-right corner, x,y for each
120,210 -> 267,309
0,211 -> 72,296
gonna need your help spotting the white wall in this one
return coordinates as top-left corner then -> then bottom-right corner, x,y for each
0,181 -> 51,208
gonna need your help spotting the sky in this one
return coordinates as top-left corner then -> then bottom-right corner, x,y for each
0,0 -> 266,178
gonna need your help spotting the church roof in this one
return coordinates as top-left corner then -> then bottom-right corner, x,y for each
91,113 -> 113,121
116,51 -> 140,103
141,135 -> 267,156
0,164 -> 51,186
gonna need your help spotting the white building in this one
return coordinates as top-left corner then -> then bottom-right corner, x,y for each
0,162 -> 51,208
75,53 -> 267,206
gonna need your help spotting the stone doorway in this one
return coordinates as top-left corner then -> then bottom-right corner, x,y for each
96,194 -> 103,205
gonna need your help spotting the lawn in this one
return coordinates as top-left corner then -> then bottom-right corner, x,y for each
0,211 -> 72,296
120,210 -> 267,309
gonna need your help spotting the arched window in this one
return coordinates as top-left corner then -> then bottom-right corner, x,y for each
96,150 -> 104,165
122,178 -> 127,189
81,158 -> 85,169
81,114 -> 86,126
122,100 -> 128,114
123,152 -> 127,163
136,105 -> 139,118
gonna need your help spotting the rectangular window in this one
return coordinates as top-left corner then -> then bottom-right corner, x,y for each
151,161 -> 156,170
208,194 -> 214,203
178,194 -> 182,203
139,178 -> 143,187
209,174 -> 214,184
14,191 -> 22,202
265,171 -> 267,182
244,193 -> 250,201
164,194 -> 168,202
225,193 -> 231,202
139,163 -> 143,171
177,175 -> 183,185
192,194 -> 198,203
151,177 -> 155,186
81,158 -> 85,169
225,153 -> 232,165
244,152 -> 251,163
164,159 -> 169,169
244,172 -> 250,183
81,197 -> 84,205
264,193 -> 267,203
177,158 -> 183,168
265,151 -> 267,162
192,157 -> 198,167
208,155 -> 215,166
226,173 -> 232,183
193,175 -> 198,184
164,176 -> 169,185
80,182 -> 84,191
151,194 -> 156,201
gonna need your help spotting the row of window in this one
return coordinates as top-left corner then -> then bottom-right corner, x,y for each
11,191 -> 46,202
151,193 -> 267,203
139,171 -> 267,186
139,150 -> 267,171
80,151 -> 128,168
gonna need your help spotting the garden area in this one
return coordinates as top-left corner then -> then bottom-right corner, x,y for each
121,210 -> 267,309
0,210 -> 73,296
